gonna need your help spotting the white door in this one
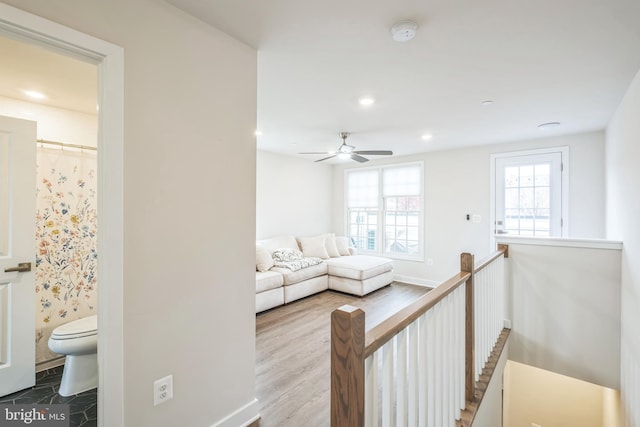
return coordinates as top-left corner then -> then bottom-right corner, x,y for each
494,150 -> 565,237
0,115 -> 36,396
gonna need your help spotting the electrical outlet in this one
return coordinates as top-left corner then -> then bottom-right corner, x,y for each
154,375 -> 173,406
472,214 -> 481,223
427,258 -> 433,266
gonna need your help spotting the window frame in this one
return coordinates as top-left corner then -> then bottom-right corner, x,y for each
345,161 -> 424,262
490,146 -> 569,250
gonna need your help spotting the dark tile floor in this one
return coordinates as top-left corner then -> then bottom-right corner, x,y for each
0,366 -> 97,427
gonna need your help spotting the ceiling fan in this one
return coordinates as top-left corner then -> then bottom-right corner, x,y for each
299,132 -> 393,163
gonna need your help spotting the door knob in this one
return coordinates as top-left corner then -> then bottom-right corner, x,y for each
4,262 -> 32,273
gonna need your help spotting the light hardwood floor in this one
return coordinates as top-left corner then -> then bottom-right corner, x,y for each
254,282 -> 432,427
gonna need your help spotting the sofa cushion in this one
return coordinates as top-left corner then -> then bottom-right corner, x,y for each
335,236 -> 352,256
284,275 -> 328,304
256,288 -> 284,313
256,246 -> 274,272
256,271 -> 284,293
297,235 -> 330,259
325,235 -> 341,257
324,255 -> 393,280
271,262 -> 328,286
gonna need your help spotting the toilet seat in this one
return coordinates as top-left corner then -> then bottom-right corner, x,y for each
50,315 -> 97,340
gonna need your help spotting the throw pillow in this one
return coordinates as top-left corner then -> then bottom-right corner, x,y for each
335,236 -> 352,256
272,248 -> 304,262
325,234 -> 341,257
256,246 -> 274,272
298,235 -> 330,259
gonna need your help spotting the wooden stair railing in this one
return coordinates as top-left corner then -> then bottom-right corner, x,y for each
331,246 -> 508,427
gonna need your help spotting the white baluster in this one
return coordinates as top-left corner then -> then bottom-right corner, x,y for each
365,352 -> 378,427
453,286 -> 462,420
382,340 -> 393,427
419,313 -> 428,425
445,293 -> 456,426
426,309 -> 435,427
474,270 -> 481,381
435,303 -> 443,427
408,321 -> 419,427
396,329 -> 408,426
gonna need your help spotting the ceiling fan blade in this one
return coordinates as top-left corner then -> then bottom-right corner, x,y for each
315,155 -> 337,162
299,151 -> 331,155
353,150 -> 393,155
350,154 -> 369,163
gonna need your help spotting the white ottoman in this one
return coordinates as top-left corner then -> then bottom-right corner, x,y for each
325,255 -> 394,296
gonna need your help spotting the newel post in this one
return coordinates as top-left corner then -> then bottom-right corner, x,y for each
461,252 -> 475,402
331,305 -> 365,427
498,243 -> 509,258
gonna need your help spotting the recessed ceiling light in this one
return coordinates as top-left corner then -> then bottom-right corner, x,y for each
359,97 -> 375,106
537,122 -> 561,130
23,90 -> 46,99
421,134 -> 433,141
481,100 -> 494,106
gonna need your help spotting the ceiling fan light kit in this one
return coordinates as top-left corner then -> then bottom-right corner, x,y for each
299,132 -> 393,163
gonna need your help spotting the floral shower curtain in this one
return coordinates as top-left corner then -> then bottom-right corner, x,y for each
35,147 -> 97,364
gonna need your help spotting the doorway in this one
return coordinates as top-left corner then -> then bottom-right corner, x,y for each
0,34 -> 99,374
0,4 -> 124,426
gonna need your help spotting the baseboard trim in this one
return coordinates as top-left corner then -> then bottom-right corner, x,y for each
36,356 -> 66,372
394,275 -> 439,288
211,398 -> 260,427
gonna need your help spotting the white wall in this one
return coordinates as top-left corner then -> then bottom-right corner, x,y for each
606,67 -> 640,427
504,360 -> 620,427
1,1 -> 258,426
256,150 -> 332,239
332,131 -> 606,284
0,95 -> 97,145
499,238 -> 621,389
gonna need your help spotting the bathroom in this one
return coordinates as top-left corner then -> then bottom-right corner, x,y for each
0,35 -> 99,425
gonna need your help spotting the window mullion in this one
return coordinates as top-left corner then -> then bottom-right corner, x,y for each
378,174 -> 384,253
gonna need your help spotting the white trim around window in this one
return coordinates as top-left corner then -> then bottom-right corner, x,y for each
344,161 -> 424,262
490,146 -> 569,251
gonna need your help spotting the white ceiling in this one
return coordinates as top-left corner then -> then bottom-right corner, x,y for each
0,36 -> 97,115
166,0 -> 640,161
2,2 -> 639,163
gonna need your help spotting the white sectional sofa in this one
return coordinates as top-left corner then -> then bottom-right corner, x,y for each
255,234 -> 394,313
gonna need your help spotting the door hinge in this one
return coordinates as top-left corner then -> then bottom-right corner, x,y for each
561,218 -> 564,228
561,162 -> 564,172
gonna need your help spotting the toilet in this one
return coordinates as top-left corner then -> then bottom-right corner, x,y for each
48,315 -> 98,396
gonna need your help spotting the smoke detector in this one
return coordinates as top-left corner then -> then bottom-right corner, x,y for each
391,21 -> 418,42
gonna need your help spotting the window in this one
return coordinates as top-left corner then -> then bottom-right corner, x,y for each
492,147 -> 568,240
346,163 -> 423,260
